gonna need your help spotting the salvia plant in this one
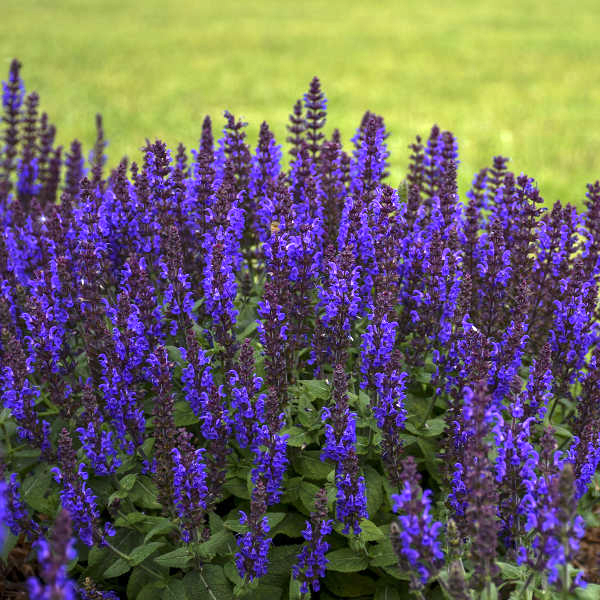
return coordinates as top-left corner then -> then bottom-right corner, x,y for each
0,60 -> 599,600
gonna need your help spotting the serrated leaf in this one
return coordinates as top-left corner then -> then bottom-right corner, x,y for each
325,548 -> 368,572
130,542 -> 164,566
104,557 -> 131,578
154,547 -> 193,568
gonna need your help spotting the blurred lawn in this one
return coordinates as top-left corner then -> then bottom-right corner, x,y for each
1,0 -> 599,204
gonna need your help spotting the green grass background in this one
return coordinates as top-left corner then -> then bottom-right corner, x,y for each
1,0 -> 599,204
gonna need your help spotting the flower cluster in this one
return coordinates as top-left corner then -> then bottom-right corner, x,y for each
0,59 -> 598,597
293,488 -> 333,594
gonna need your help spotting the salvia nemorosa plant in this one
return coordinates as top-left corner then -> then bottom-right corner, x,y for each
0,59 -> 599,600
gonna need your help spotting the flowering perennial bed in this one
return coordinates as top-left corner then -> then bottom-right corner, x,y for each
0,59 -> 599,599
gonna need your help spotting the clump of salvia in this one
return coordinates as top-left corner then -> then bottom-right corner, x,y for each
0,59 -> 599,599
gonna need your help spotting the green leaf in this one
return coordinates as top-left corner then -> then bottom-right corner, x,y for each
120,473 -> 138,490
292,450 -> 333,482
576,583 -> 600,599
144,518 -> 178,543
174,401 -> 198,427
130,542 -> 164,566
270,512 -> 306,538
368,536 -> 397,568
224,477 -> 251,500
138,582 -> 167,600
325,548 -> 369,572
224,518 -> 247,534
288,578 -> 303,600
266,512 -> 287,530
244,584 -> 282,600
422,417 -> 445,437
196,528 -> 235,559
86,546 -> 116,580
130,476 -> 162,509
382,565 -> 410,581
261,544 -> 302,589
115,511 -> 148,527
22,467 -> 53,513
1,532 -> 17,561
324,572 -> 376,597
497,561 -> 524,581
209,511 -> 225,532
280,425 -> 309,448
280,477 -> 303,505
238,320 -> 258,340
104,557 -> 131,578
184,567 -> 234,600
374,584 -> 402,600
154,547 -> 193,569
358,519 -> 385,542
296,379 -> 330,400
417,438 -> 441,483
166,345 -> 184,364
127,566 -> 164,600
364,466 -> 384,516
224,560 -> 244,586
161,580 -> 188,600
298,480 -> 320,514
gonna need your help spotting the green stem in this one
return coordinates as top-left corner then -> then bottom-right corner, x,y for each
197,569 -> 218,600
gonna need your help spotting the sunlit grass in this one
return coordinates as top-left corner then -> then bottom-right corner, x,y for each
1,0 -> 599,204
